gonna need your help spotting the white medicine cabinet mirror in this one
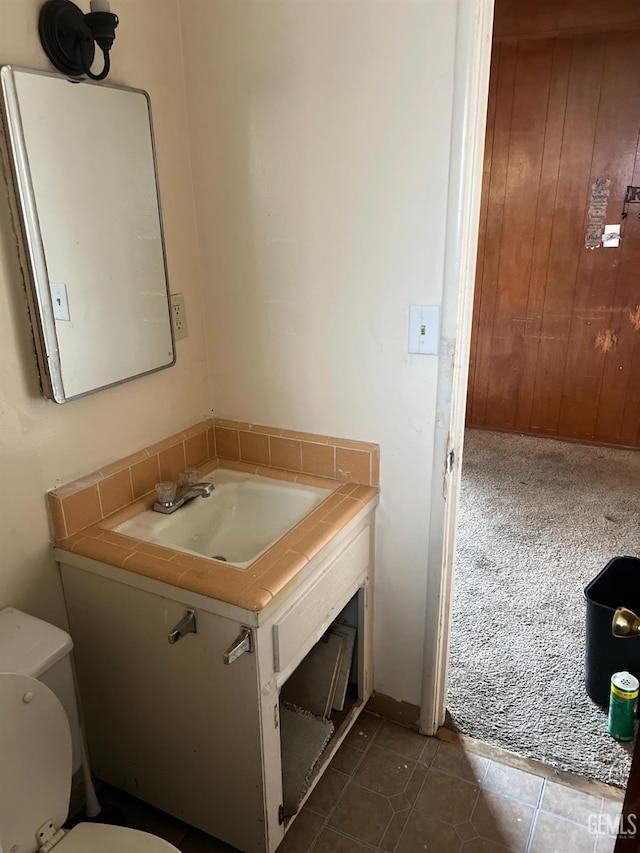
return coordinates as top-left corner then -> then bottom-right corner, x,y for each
0,66 -> 175,403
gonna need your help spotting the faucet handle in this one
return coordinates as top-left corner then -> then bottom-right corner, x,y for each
179,468 -> 200,487
155,481 -> 177,504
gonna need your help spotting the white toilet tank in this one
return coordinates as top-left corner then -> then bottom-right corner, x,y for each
0,607 -> 83,773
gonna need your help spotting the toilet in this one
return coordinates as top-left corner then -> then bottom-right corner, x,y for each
0,671 -> 181,852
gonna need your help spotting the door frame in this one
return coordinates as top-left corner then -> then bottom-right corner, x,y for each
419,0 -> 495,735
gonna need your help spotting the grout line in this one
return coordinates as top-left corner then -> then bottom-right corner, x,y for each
524,777 -> 547,853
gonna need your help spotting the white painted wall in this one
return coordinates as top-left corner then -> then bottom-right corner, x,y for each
0,0 -> 208,627
179,0 -> 460,704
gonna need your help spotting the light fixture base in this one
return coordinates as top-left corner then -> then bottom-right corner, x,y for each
38,0 -> 95,79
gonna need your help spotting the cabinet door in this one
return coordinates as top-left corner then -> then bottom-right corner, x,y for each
62,564 -> 269,853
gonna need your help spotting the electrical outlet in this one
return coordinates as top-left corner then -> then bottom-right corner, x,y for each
170,293 -> 188,340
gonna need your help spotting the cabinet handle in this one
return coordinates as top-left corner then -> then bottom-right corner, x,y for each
167,609 -> 197,644
223,627 -> 253,664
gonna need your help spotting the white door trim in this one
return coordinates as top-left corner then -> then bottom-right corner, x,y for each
419,0 -> 495,735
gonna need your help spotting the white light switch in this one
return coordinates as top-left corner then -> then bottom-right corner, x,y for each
409,305 -> 440,355
50,282 -> 70,321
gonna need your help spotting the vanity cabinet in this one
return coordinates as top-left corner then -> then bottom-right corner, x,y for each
57,509 -> 375,853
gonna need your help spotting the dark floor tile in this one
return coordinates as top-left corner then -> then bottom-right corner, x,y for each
278,810 -> 324,852
328,782 -> 393,846
354,744 -> 416,796
395,810 -> 462,853
343,712 -> 382,751
414,768 -> 479,825
329,743 -> 363,775
311,828 -> 372,852
305,768 -> 349,816
373,720 -> 430,761
179,828 -> 238,851
380,809 -> 410,852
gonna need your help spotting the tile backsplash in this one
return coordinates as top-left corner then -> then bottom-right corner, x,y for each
48,418 -> 379,541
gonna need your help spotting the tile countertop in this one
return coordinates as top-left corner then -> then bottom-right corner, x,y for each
53,458 -> 378,612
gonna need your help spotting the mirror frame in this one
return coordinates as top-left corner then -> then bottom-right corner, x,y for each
0,65 -> 176,403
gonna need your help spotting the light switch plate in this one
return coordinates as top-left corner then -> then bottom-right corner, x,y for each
50,282 -> 70,321
409,305 -> 440,355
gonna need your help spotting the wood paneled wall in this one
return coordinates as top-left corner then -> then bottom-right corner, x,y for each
467,29 -> 640,446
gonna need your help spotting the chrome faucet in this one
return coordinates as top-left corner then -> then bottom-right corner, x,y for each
153,470 -> 215,514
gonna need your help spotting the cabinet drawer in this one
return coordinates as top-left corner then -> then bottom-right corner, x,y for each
273,525 -> 370,673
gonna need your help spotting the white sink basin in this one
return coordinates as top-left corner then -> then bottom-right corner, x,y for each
115,469 -> 334,569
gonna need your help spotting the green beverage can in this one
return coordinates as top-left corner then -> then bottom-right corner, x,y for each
608,671 -> 639,742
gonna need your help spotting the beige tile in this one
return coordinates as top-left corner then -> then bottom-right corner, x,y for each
529,811 -> 597,853
180,420 -> 211,439
48,494 -> 67,539
311,828 -> 371,853
483,760 -> 543,806
62,485 -> 103,536
321,498 -> 362,528
305,768 -> 349,816
214,417 -> 251,431
185,432 -> 209,468
281,429 -> 329,443
236,586 -> 272,612
430,739 -> 490,785
353,745 -> 415,796
396,811 -> 462,853
215,427 -> 240,460
328,782 -> 393,846
414,768 -> 479,824
290,524 -> 336,561
371,449 -> 380,486
343,712 -> 381,750
335,448 -> 371,484
471,790 -> 534,852
131,455 -> 161,499
278,809 -> 323,853
541,780 -> 604,827
301,442 -> 335,478
239,431 -> 270,465
179,828 -> 237,851
249,423 -> 283,437
207,427 -> 216,457
373,720 -> 429,761
256,466 -> 299,483
329,743 -> 362,775
135,542 -> 179,560
120,552 -> 184,586
380,809 -> 410,852
99,470 -> 133,517
158,443 -> 186,481
270,437 -> 302,471
75,540 -> 141,570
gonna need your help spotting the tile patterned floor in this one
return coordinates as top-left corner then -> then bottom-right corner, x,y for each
98,713 -> 625,853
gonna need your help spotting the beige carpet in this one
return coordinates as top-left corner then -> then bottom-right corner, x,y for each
447,429 -> 640,787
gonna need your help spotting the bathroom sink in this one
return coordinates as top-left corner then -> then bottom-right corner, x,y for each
115,469 -> 334,569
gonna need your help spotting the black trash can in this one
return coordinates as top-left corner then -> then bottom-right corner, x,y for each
584,556 -> 640,706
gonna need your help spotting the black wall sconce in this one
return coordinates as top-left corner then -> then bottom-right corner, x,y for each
39,0 -> 118,81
